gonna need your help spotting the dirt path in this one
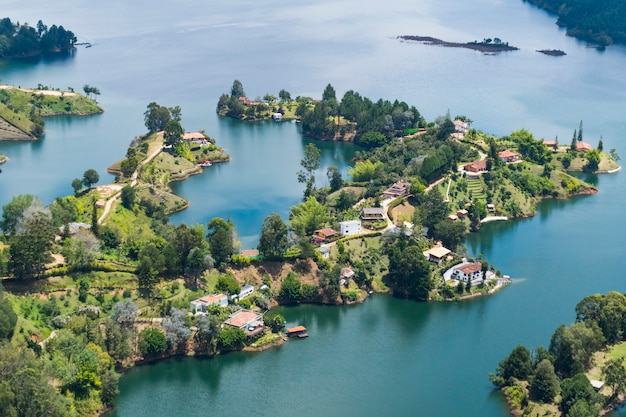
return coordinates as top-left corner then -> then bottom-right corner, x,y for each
98,138 -> 164,224
0,85 -> 77,97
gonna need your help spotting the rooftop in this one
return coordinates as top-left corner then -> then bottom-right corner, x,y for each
197,294 -> 227,304
498,149 -> 518,158
225,310 -> 263,328
314,227 -> 337,237
424,246 -> 451,259
456,262 -> 482,274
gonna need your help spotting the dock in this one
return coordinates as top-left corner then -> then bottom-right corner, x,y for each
286,325 -> 308,338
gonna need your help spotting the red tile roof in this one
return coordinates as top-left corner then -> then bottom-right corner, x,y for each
456,262 -> 482,274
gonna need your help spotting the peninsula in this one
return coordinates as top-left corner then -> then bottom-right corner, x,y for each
0,88 -> 619,417
0,17 -> 77,59
0,84 -> 103,140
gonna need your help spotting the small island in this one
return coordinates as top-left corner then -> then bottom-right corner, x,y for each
537,49 -> 567,56
398,35 -> 519,54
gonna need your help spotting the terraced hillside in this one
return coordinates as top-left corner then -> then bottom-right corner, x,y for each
0,115 -> 32,140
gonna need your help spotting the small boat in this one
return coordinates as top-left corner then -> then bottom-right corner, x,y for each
198,161 -> 212,167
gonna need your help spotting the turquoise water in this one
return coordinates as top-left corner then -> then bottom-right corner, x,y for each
1,0 -> 626,415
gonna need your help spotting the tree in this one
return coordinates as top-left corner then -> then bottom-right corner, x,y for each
217,327 -> 246,350
560,373 -> 601,415
432,220 -> 467,251
278,89 -> 291,102
496,345 -> 533,382
322,83 -> 336,101
327,166 -> 343,191
214,277 -> 239,300
162,308 -> 191,351
577,120 -> 583,142
230,79 -> 245,98
120,185 -> 135,209
82,84 -> 100,100
206,217 -> 236,267
144,102 -> 171,133
598,137 -> 603,151
585,149 -> 601,172
110,300 -> 139,328
164,119 -> 183,149
82,169 -> 99,188
279,273 -> 302,302
384,245 -> 432,300
257,213 -> 289,259
529,359 -> 560,403
9,202 -> 56,279
194,314 -> 218,351
549,322 -> 605,378
289,196 -> 329,237
136,243 -> 165,290
71,178 -> 82,195
0,194 -> 34,236
138,327 -> 166,356
602,358 -> 626,398
263,313 -> 286,332
64,229 -> 100,268
0,285 -> 17,340
185,247 -> 212,288
297,143 -> 321,197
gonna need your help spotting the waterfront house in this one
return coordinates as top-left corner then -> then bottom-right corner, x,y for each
341,267 -> 355,280
339,220 -> 362,236
448,214 -> 458,221
383,181 -> 411,199
423,246 -> 452,263
182,132 -> 207,145
452,262 -> 483,282
576,141 -> 592,152
456,209 -> 468,219
272,112 -> 282,121
225,309 -> 264,336
360,207 -> 385,220
498,149 -> 520,163
190,293 -> 228,314
238,96 -> 260,107
313,227 -> 338,243
464,160 -> 487,173
487,203 -> 495,212
454,119 -> 468,133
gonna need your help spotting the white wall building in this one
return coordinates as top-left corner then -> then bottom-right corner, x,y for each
190,293 -> 228,314
452,262 -> 483,282
339,220 -> 362,236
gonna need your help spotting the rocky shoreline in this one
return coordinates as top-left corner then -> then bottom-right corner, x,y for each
398,35 -> 519,53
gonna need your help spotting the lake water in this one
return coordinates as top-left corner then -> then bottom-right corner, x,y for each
2,0 -> 626,415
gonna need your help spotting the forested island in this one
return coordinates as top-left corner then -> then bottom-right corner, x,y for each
0,83 -> 620,416
0,17 -> 77,59
524,0 -> 626,46
491,292 -> 626,417
0,85 -> 102,140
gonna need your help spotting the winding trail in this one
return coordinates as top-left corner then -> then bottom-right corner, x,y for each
98,137 -> 164,224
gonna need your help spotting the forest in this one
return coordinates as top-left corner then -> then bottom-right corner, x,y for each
491,292 -> 626,416
0,17 -> 77,58
524,0 -> 626,45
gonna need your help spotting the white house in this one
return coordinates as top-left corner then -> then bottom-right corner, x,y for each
190,293 -> 228,314
317,244 -> 330,259
452,262 -> 483,282
239,284 -> 255,299
339,220 -> 362,236
272,113 -> 283,121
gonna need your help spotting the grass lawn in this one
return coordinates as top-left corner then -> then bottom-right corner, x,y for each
334,236 -> 389,292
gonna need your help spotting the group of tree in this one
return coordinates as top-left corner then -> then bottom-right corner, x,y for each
490,291 -> 626,416
0,17 -> 77,58
300,84 -> 424,146
525,0 -> 626,46
71,168 -> 100,195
